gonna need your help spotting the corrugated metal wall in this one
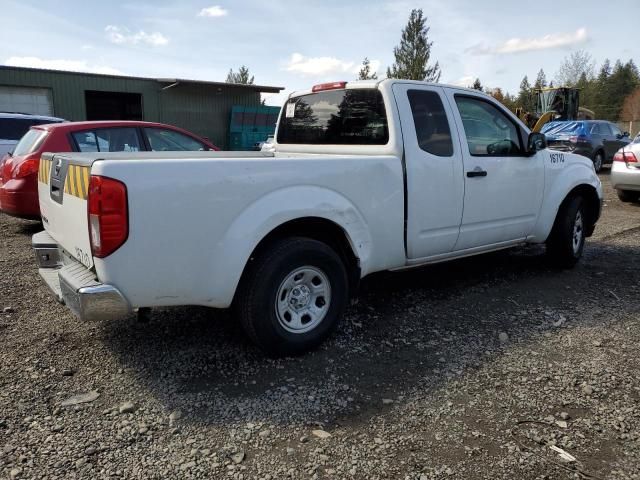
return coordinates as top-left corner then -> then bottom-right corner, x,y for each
158,83 -> 260,149
0,67 -> 263,149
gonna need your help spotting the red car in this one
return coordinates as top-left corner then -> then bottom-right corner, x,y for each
0,121 -> 218,219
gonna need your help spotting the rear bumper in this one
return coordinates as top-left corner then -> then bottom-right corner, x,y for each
0,176 -> 40,219
611,165 -> 640,192
32,231 -> 131,321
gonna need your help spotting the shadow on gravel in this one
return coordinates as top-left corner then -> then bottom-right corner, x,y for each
100,239 -> 640,427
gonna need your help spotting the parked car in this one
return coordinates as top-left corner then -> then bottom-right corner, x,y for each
611,135 -> 640,202
0,120 -> 218,219
542,120 -> 631,172
260,135 -> 275,152
0,112 -> 65,157
33,80 -> 602,356
253,135 -> 275,152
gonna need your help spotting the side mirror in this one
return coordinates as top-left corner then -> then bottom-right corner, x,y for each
623,131 -> 630,137
527,132 -> 547,155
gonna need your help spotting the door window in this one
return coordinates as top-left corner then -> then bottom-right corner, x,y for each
73,128 -> 141,152
455,96 -> 522,156
407,90 -> 453,157
144,128 -> 207,151
609,123 -> 622,137
599,123 -> 613,136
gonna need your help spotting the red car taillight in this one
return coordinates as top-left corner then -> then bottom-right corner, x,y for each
568,134 -> 588,143
13,154 -> 40,179
614,151 -> 638,163
88,175 -> 128,258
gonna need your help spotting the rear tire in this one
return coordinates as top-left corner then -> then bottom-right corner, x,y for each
235,237 -> 348,357
617,189 -> 639,203
592,151 -> 604,173
546,196 -> 586,268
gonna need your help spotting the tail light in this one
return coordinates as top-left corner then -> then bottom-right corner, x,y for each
613,151 -> 638,163
12,154 -> 40,179
312,81 -> 347,92
88,175 -> 128,258
569,135 -> 588,143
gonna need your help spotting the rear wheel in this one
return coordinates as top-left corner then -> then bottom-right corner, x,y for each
617,189 -> 640,203
592,151 -> 604,173
546,196 -> 586,268
235,237 -> 348,357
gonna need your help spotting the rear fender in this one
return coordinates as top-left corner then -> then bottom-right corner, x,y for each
207,185 -> 372,307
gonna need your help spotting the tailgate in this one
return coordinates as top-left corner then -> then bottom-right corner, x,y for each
38,152 -> 94,269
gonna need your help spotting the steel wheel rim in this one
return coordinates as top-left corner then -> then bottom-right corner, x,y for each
572,211 -> 584,254
275,266 -> 331,334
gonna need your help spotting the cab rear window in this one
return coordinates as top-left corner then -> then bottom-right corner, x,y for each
277,89 -> 389,145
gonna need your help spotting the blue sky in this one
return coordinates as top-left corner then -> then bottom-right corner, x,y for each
1,0 -> 637,106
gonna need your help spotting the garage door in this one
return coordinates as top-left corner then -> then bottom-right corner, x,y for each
0,86 -> 54,116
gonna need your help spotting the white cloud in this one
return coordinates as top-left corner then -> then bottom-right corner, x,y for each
4,56 -> 124,75
197,5 -> 228,17
468,28 -> 588,55
105,25 -> 169,47
285,53 -> 380,78
452,75 -> 475,87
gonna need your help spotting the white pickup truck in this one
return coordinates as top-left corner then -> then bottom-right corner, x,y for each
33,79 -> 602,356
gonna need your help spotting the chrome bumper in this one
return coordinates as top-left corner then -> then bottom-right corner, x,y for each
32,231 -> 131,321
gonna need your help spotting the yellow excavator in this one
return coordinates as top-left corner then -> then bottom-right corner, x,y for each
516,87 -> 595,132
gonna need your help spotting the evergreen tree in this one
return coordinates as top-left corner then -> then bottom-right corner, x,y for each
516,75 -> 534,113
472,78 -> 483,91
226,66 -> 254,84
534,69 -> 547,89
358,58 -> 378,80
386,9 -> 441,82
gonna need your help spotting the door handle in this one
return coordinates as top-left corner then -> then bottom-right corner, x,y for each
466,167 -> 487,178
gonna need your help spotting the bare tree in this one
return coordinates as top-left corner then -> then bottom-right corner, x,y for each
621,87 -> 640,121
555,50 -> 596,87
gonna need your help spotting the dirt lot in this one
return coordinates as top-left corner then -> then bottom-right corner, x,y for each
1,172 -> 639,480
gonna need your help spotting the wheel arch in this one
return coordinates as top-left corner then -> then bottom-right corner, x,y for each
547,183 -> 601,241
235,216 -> 362,302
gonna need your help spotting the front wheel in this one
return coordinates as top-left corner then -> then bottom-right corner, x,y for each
546,196 -> 586,268
617,189 -> 639,203
235,237 -> 348,357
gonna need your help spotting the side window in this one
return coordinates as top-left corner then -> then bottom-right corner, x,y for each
599,123 -> 613,136
589,123 -> 601,135
407,90 -> 453,157
72,131 -> 99,152
94,128 -> 141,152
610,123 -> 622,137
144,128 -> 206,151
454,95 -> 523,156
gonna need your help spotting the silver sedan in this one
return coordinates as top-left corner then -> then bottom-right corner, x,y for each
611,137 -> 640,202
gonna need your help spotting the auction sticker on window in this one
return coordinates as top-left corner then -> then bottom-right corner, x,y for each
285,102 -> 296,118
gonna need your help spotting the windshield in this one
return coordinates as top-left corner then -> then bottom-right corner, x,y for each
277,89 -> 389,145
12,129 -> 48,156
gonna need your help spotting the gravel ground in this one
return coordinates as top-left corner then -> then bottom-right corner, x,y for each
1,171 -> 639,480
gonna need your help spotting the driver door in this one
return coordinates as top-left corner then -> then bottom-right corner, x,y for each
445,91 -> 544,251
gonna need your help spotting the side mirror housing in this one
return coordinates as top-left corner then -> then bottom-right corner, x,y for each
624,131 -> 630,137
527,132 -> 547,155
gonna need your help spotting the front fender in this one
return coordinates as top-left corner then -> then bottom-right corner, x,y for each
206,185 -> 375,308
530,159 -> 602,242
